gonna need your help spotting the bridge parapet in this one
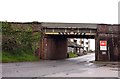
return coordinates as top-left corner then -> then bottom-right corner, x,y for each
41,23 -> 97,36
41,22 -> 97,29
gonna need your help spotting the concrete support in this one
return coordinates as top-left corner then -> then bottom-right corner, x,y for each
41,36 -> 68,60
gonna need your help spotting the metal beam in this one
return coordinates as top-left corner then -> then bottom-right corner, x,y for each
41,22 -> 97,29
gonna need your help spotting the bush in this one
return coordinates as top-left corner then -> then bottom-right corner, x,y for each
67,52 -> 78,58
2,22 -> 41,62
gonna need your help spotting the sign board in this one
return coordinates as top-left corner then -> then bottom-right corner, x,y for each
102,52 -> 106,54
100,41 -> 107,50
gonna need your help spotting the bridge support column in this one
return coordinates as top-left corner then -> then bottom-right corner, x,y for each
95,36 -> 98,61
40,36 -> 67,60
96,25 -> 120,61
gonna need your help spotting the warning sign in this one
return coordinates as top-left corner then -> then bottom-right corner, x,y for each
100,41 -> 107,50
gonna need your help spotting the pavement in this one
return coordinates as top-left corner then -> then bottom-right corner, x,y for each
1,53 -> 120,78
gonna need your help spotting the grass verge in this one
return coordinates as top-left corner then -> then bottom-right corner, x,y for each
2,51 -> 39,63
68,52 -> 78,58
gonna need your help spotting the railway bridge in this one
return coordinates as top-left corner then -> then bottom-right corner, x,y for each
39,22 -> 120,61
5,22 -> 120,61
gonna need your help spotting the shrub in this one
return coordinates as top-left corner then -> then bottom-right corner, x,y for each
2,22 -> 41,62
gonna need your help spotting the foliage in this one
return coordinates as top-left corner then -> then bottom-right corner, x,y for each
67,52 -> 78,58
2,51 -> 39,63
2,22 -> 41,62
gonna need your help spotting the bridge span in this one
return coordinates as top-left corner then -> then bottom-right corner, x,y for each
3,22 -> 120,61
41,22 -> 97,38
39,22 -> 120,61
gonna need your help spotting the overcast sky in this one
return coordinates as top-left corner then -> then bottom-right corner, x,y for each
0,0 -> 119,24
0,0 -> 119,50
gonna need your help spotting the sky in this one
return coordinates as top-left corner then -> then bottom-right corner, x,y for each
0,0 -> 119,50
0,0 -> 119,24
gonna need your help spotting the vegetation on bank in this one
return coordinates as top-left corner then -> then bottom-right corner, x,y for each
2,51 -> 39,63
1,22 -> 40,63
67,52 -> 78,58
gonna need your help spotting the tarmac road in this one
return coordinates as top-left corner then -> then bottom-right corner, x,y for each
1,53 -> 119,78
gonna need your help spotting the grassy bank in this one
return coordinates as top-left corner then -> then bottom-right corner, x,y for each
2,51 -> 39,63
68,52 -> 78,58
2,22 -> 41,63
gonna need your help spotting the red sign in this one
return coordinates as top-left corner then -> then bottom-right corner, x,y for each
100,41 -> 107,46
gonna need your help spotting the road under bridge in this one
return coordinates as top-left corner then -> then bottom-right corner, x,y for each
40,22 -> 120,61
3,22 -> 120,61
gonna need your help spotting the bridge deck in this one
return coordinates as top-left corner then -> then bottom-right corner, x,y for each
41,22 -> 98,29
44,34 -> 95,39
41,23 -> 97,36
